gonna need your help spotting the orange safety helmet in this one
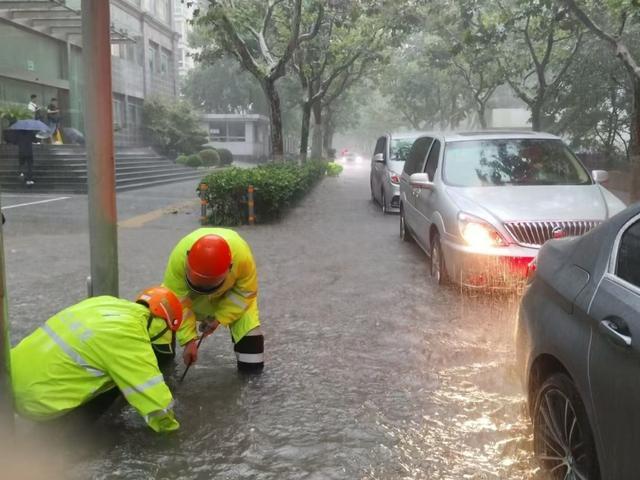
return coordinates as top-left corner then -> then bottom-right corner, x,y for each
185,234 -> 232,293
136,286 -> 183,332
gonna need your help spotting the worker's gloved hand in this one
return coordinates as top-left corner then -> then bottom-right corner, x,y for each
198,318 -> 220,338
183,339 -> 199,366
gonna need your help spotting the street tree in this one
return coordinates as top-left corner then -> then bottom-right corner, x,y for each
553,37 -> 631,163
379,35 -> 468,130
182,57 -> 269,114
293,8 -> 384,160
193,0 -> 323,158
425,0 -> 504,128
494,0 -> 585,131
560,0 -> 640,198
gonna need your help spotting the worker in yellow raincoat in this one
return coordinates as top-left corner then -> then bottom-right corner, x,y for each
163,228 -> 263,372
10,286 -> 183,433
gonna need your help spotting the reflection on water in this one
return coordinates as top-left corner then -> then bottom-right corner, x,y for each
365,291 -> 542,479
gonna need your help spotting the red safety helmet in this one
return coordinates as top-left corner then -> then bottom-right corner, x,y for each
186,234 -> 232,293
136,286 -> 183,332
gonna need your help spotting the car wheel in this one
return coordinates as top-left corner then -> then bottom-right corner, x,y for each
400,206 -> 412,242
381,190 -> 387,214
533,373 -> 600,480
430,233 -> 449,285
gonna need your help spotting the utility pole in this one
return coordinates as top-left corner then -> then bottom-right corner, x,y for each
0,210 -> 14,434
82,0 -> 119,297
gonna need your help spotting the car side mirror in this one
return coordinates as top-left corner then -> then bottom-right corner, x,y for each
592,170 -> 609,184
373,153 -> 385,163
410,172 -> 433,189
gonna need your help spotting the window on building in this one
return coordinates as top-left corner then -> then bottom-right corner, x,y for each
136,40 -> 144,66
148,42 -> 159,73
148,47 -> 155,72
209,121 -> 227,142
160,50 -> 170,76
111,43 -> 125,58
228,122 -> 245,141
127,103 -> 137,126
113,99 -> 124,127
157,0 -> 171,23
125,42 -> 136,64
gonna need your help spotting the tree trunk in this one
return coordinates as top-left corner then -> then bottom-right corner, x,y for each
262,79 -> 284,160
299,102 -> 311,161
530,102 -> 542,131
323,121 -> 335,157
630,76 -> 640,203
478,102 -> 487,129
311,102 -> 323,159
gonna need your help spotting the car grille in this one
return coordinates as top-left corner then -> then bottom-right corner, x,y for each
391,195 -> 400,208
504,220 -> 601,247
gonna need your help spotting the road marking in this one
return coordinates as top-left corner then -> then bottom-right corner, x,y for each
1,196 -> 71,210
119,199 -> 198,228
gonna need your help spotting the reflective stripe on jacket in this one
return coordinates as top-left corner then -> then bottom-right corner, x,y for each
163,228 -> 260,345
10,296 -> 179,433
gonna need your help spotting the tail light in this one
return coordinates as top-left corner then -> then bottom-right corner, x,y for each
389,173 -> 400,185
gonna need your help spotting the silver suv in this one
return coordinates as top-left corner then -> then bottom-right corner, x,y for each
399,131 -> 626,288
370,133 -> 420,213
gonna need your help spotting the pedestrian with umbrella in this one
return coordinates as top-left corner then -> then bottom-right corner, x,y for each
8,119 -> 49,186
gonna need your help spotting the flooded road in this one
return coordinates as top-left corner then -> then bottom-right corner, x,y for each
10,162 -> 540,479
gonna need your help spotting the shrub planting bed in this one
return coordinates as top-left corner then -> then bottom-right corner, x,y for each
200,161 -> 327,225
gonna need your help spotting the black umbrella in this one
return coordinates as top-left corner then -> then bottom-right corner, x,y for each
8,119 -> 50,132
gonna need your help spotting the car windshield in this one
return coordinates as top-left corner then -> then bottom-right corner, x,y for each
443,138 -> 592,187
390,137 -> 415,163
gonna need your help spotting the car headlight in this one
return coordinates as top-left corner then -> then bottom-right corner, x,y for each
458,213 -> 507,248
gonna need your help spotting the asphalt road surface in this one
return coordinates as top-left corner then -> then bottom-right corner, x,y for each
4,162 -> 541,479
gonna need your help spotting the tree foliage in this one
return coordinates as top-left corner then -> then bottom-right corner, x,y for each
142,96 -> 208,156
193,0 -> 324,158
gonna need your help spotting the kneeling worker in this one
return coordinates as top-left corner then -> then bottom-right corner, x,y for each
164,228 -> 263,372
10,287 -> 183,433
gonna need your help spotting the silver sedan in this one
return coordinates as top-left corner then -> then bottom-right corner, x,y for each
399,131 -> 626,288
370,133 -> 419,213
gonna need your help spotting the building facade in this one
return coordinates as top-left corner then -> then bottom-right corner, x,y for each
174,0 -> 196,79
0,0 -> 181,146
201,113 -> 270,161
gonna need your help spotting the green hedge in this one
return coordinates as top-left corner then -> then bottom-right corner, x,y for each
201,161 -> 327,225
217,148 -> 233,165
199,149 -> 220,166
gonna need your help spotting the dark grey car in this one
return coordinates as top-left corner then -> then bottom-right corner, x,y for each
517,203 -> 640,479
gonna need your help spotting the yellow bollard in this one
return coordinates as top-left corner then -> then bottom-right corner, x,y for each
199,182 -> 208,224
248,185 -> 255,225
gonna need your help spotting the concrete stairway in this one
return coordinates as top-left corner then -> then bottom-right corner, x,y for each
0,145 -> 213,193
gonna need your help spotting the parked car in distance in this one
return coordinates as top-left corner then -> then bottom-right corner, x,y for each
370,133 -> 420,213
341,151 -> 358,162
399,131 -> 626,288
516,203 -> 640,480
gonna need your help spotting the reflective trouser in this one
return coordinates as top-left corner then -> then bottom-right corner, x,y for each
233,327 -> 264,372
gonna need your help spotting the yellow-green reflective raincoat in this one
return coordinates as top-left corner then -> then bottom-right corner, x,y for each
10,296 -> 179,433
163,228 -> 260,345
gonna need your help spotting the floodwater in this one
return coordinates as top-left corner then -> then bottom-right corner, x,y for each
8,162 -> 541,479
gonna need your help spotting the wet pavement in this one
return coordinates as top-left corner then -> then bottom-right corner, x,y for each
5,162 -> 541,479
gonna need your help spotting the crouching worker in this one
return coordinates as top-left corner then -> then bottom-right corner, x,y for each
164,228 -> 263,372
10,287 -> 183,433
